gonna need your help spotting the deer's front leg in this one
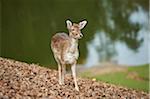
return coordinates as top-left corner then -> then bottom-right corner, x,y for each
71,62 -> 79,91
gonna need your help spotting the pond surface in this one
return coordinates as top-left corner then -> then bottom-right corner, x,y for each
1,0 -> 149,68
85,7 -> 149,67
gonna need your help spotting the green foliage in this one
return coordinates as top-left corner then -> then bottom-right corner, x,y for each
1,0 -> 149,66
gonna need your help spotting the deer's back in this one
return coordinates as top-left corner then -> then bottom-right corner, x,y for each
51,33 -> 70,53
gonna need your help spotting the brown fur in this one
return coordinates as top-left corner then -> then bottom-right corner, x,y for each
51,20 -> 87,91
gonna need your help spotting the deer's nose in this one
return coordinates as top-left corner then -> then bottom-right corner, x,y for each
80,33 -> 83,37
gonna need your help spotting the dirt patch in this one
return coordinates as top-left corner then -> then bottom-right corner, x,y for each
0,57 -> 149,98
127,71 -> 145,81
77,63 -> 127,76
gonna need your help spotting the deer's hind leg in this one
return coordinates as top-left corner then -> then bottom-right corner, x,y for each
61,63 -> 66,85
54,55 -> 63,85
58,62 -> 63,85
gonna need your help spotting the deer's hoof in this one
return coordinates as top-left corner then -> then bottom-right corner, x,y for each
59,81 -> 62,85
75,87 -> 79,91
59,82 -> 64,85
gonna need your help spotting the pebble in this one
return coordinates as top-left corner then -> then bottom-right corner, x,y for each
0,57 -> 149,99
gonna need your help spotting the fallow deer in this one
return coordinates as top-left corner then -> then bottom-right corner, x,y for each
51,20 -> 87,91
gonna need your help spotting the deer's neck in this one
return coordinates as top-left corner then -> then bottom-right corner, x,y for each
68,37 -> 78,51
70,37 -> 78,47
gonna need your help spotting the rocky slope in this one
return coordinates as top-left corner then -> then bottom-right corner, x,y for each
0,57 -> 149,99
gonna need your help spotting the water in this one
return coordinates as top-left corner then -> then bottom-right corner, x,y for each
85,7 -> 149,67
85,30 -> 149,67
1,0 -> 149,68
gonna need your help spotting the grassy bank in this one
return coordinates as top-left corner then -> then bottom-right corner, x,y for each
80,64 -> 149,92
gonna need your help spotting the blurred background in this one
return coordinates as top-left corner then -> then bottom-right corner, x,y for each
0,0 -> 149,92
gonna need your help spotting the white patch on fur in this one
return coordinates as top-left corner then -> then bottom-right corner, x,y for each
64,38 -> 79,64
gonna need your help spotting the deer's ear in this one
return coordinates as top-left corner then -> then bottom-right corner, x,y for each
66,20 -> 72,29
79,20 -> 87,29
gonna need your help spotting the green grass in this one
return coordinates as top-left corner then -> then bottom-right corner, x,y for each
128,64 -> 149,80
95,72 -> 149,92
81,64 -> 149,92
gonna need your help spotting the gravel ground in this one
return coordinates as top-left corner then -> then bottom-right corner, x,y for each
0,57 -> 149,99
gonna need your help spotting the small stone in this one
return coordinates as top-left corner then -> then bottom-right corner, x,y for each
0,57 -> 149,98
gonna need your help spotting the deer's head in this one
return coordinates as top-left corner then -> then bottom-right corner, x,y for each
66,20 -> 87,39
